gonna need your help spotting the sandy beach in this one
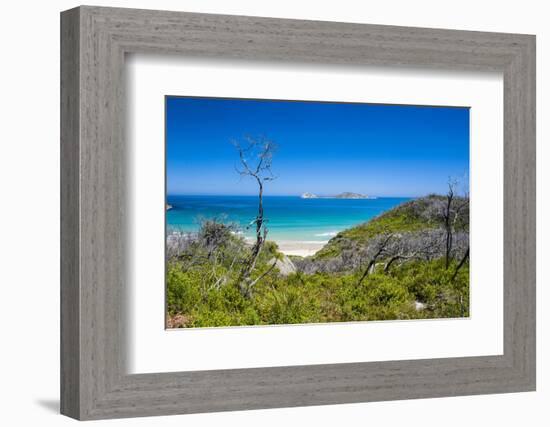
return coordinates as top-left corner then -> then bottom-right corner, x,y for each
170,233 -> 327,258
242,237 -> 327,257
275,240 -> 327,257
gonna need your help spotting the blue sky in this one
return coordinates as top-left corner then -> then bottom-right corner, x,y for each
166,96 -> 469,197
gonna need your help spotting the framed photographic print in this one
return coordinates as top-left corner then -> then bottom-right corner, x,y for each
164,96 -> 472,329
61,6 -> 536,420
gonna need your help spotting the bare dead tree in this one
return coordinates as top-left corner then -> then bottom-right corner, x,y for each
442,180 -> 456,269
356,233 -> 394,285
383,247 -> 418,273
413,229 -> 446,262
451,247 -> 470,282
232,136 -> 278,296
380,232 -> 417,272
435,178 -> 470,269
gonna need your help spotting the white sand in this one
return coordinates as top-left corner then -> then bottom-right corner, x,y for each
275,241 -> 327,257
243,237 -> 328,257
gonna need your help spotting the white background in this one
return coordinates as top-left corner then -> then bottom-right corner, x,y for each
0,0 -> 547,426
128,57 -> 503,373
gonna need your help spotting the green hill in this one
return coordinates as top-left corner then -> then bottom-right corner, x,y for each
314,195 -> 468,260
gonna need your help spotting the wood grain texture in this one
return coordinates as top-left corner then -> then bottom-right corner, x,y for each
60,5 -> 536,420
60,7 -> 80,419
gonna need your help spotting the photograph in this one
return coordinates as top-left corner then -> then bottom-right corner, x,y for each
50,3 -> 539,421
165,96 -> 470,328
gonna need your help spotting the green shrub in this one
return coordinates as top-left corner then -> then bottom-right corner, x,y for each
166,228 -> 469,327
166,263 -> 202,315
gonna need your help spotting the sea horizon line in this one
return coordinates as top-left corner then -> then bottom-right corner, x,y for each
166,194 -> 417,198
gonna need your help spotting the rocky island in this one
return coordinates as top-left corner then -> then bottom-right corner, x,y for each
300,192 -> 374,199
300,192 -> 319,199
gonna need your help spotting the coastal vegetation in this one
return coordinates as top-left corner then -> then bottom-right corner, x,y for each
166,189 -> 470,328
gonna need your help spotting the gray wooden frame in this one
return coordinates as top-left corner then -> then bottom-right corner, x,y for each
61,5 -> 536,421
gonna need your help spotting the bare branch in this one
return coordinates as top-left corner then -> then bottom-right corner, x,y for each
248,260 -> 278,290
451,247 -> 470,282
232,136 -> 278,297
357,232 -> 394,285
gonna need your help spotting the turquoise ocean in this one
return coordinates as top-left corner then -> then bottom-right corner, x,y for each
166,195 -> 410,243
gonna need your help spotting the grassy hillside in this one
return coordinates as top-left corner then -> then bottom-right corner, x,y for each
314,195 -> 468,259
